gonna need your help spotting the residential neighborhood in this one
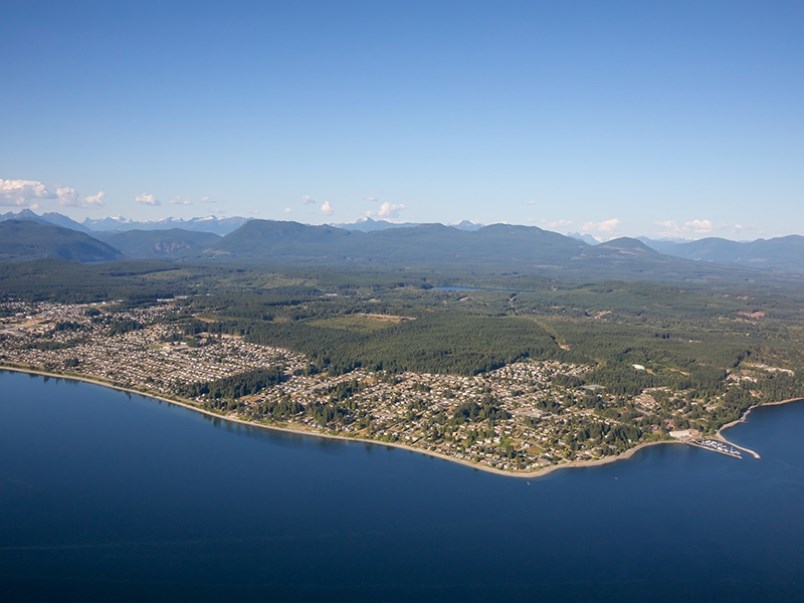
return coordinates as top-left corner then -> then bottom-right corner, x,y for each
0,298 -> 776,473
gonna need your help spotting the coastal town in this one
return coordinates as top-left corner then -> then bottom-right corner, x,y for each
0,298 -> 777,473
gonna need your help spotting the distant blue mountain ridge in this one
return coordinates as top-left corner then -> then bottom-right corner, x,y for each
1,210 -> 802,274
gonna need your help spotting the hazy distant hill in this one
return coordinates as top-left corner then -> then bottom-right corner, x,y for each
38,212 -> 94,233
0,209 -> 91,234
94,229 -> 221,259
0,220 -> 122,263
209,220 -> 356,259
332,218 -> 421,232
82,215 -> 249,236
2,210 -> 801,276
1,209 -> 51,226
596,237 -> 659,254
206,219 -> 738,280
209,219 -> 580,267
334,217 -> 484,232
567,232 -> 600,245
642,235 -> 804,273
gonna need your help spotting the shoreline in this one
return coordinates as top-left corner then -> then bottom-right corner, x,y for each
2,364 -> 799,480
708,398 -> 804,460
716,397 -> 804,440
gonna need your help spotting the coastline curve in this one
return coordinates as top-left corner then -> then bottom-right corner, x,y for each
2,364 -> 799,480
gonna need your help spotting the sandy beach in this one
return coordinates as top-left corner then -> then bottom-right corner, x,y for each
2,363 -> 798,480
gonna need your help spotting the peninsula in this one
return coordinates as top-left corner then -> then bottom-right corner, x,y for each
2,281 -> 799,475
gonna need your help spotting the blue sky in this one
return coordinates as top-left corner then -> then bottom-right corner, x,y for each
1,0 -> 802,239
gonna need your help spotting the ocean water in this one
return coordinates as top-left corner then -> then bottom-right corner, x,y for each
0,370 -> 802,602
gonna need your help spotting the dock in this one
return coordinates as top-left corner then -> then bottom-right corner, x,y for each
669,430 -> 761,460
689,437 -> 761,459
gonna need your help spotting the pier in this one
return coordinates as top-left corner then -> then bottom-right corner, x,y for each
669,430 -> 761,460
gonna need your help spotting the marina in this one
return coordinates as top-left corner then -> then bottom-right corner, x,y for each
668,429 -> 762,460
690,438 -> 746,459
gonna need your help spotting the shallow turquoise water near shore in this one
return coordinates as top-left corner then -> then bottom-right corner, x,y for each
0,370 -> 802,602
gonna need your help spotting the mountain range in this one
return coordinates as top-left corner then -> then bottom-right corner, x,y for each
0,220 -> 122,263
0,210 -> 249,236
0,210 -> 802,277
331,217 -> 484,232
93,229 -> 222,259
640,235 -> 804,274
81,215 -> 249,236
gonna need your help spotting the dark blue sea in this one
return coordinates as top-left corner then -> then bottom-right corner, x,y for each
0,370 -> 802,602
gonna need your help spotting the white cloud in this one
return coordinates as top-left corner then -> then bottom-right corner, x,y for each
83,191 -> 106,207
582,218 -> 621,235
56,186 -> 80,207
283,207 -> 292,214
378,202 -> 404,219
320,201 -> 334,215
62,187 -> 108,209
654,218 -> 715,237
546,219 -> 572,230
1,180 -> 109,209
366,201 -> 405,220
136,193 -> 161,206
366,201 -> 405,218
302,194 -> 316,205
170,196 -> 192,205
365,195 -> 379,203
684,219 -> 713,234
0,179 -> 53,207
200,195 -> 214,203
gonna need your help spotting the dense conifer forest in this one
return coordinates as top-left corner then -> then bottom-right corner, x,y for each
2,257 -> 802,433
